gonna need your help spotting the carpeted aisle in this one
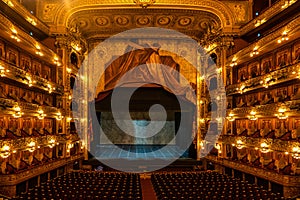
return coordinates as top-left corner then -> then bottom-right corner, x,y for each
141,178 -> 158,200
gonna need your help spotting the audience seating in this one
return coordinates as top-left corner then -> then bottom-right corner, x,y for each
14,171 -> 142,200
151,172 -> 285,200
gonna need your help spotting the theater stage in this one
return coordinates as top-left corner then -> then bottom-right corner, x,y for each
94,144 -> 188,160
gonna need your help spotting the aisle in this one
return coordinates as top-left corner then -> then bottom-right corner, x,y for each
140,178 -> 158,200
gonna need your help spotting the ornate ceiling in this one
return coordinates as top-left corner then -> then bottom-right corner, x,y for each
34,0 -> 250,41
67,9 -> 222,40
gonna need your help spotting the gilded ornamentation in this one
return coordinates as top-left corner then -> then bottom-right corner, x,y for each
95,17 -> 109,26
115,16 -> 130,26
178,17 -> 193,26
157,16 -> 171,26
136,16 -> 152,26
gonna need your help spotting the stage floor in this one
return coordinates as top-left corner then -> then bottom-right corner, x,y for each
94,145 -> 188,160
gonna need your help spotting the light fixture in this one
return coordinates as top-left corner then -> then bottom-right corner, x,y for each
47,83 -> 54,93
53,56 -> 61,66
239,84 -> 246,94
37,109 -> 46,119
27,141 -> 36,152
260,76 -> 272,88
215,143 -> 222,154
26,75 -> 34,87
134,0 -> 156,8
248,110 -> 257,121
199,118 -> 205,124
35,45 -> 44,56
216,67 -> 222,73
0,65 -> 9,77
3,0 -> 14,7
48,139 -> 56,148
66,68 -> 72,73
277,31 -> 289,43
26,17 -> 37,26
10,28 -> 20,42
282,0 -> 297,9
12,105 -> 23,118
230,58 -> 238,67
233,139 -> 244,149
276,106 -> 288,120
199,140 -> 205,150
254,18 -> 266,27
260,142 -> 270,153
0,144 -> 11,158
56,112 -> 63,120
291,146 -> 300,159
250,46 -> 259,57
227,113 -> 235,122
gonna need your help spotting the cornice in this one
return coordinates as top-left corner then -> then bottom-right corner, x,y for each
39,0 -> 235,29
240,0 -> 299,35
0,0 -> 50,35
0,12 -> 62,66
228,16 -> 300,65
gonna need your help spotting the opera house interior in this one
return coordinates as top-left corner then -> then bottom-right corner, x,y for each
0,0 -> 300,199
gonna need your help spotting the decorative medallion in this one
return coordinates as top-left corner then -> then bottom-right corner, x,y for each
78,20 -> 88,29
178,17 -> 192,26
157,16 -> 171,26
136,16 -> 151,26
95,17 -> 109,26
115,16 -> 130,26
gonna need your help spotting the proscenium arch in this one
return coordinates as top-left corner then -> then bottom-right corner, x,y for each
51,0 -> 236,29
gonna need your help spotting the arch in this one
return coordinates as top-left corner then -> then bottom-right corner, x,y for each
50,0 -> 235,29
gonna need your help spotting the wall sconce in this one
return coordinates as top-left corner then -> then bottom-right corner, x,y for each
230,58 -> 238,67
10,28 -> 20,42
26,75 -> 34,87
37,109 -> 46,119
276,106 -> 288,120
66,68 -> 72,73
66,143 -> 74,153
239,84 -> 246,94
248,110 -> 257,121
260,142 -> 270,153
199,140 -> 205,150
216,67 -> 222,73
27,141 -> 36,152
3,0 -> 14,7
35,45 -> 44,56
282,0 -> 297,9
12,105 -> 23,118
215,143 -> 222,154
0,144 -> 11,158
227,113 -> 235,122
291,146 -> 300,159
53,56 -> 61,66
250,46 -> 259,57
47,84 -> 55,94
254,19 -> 266,27
277,31 -> 289,43
260,76 -> 272,88
134,0 -> 156,8
56,112 -> 63,120
26,17 -> 37,26
48,139 -> 56,148
0,65 -> 9,77
232,139 -> 244,149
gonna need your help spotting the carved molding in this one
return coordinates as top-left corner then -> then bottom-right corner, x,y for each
0,154 -> 83,186
228,16 -> 300,65
0,12 -> 62,67
206,155 -> 300,187
37,0 -> 236,30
